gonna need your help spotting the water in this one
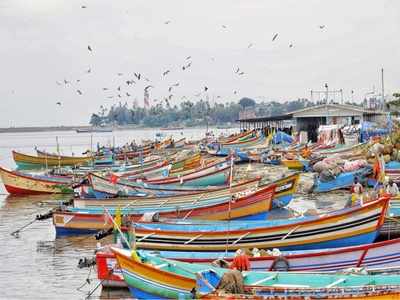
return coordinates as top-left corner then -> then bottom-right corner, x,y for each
0,127 -> 348,299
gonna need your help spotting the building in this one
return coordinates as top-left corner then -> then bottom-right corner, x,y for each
237,103 -> 387,142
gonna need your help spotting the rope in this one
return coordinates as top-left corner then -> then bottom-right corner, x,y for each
10,219 -> 38,237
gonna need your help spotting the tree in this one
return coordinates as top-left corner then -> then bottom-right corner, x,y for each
239,97 -> 256,108
89,113 -> 102,126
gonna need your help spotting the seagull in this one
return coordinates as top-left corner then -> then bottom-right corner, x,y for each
117,94 -> 121,98
76,79 -> 81,82
204,86 -> 208,92
144,77 -> 150,82
144,85 -> 154,91
319,25 -> 325,29
168,94 -> 173,100
134,72 -> 141,80
126,92 -> 131,97
163,70 -> 170,76
234,90 -> 238,94
247,43 -> 253,48
126,80 -> 135,85
186,56 -> 191,60
56,102 -> 62,106
77,90 -> 83,95
87,45 -> 92,52
164,20 -> 171,24
117,86 -> 121,91
238,72 -> 245,75
168,86 -> 173,92
222,25 -> 227,29
117,73 -> 123,76
289,43 -> 293,48
235,67 -> 240,74
63,79 -> 70,84
103,88 -> 108,90
81,5 -> 86,8
173,83 -> 179,87
87,68 -> 91,73
272,33 -> 278,41
56,81 -> 62,85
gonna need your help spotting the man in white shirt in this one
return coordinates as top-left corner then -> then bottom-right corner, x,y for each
386,179 -> 399,196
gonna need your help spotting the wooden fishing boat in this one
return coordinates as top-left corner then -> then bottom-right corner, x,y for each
13,150 -> 92,169
73,172 -> 297,209
131,197 -> 389,252
111,247 -> 400,299
0,166 -> 73,195
173,138 -> 186,148
313,166 -> 372,193
96,237 -> 400,287
281,159 -> 309,171
84,172 -> 217,199
170,152 -> 201,174
114,147 -> 152,160
52,180 -> 276,236
141,158 -> 232,186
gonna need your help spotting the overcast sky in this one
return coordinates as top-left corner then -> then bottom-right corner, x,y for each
0,0 -> 399,127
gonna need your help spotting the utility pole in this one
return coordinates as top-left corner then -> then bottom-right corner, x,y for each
381,68 -> 385,111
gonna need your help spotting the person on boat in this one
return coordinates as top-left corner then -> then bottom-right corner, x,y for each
230,249 -> 250,272
301,145 -> 311,159
386,179 -> 399,196
351,178 -> 364,195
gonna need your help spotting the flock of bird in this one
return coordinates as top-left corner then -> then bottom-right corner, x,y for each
54,5 -> 327,108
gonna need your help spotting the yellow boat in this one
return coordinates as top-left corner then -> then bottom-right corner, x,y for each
12,150 -> 92,169
0,166 -> 73,195
281,159 -> 310,171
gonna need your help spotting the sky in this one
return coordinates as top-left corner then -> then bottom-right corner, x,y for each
0,0 -> 399,127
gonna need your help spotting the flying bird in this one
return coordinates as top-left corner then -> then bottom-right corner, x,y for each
134,72 -> 141,80
168,86 -> 173,92
235,67 -> 240,74
63,79 -> 70,84
204,86 -> 208,92
56,81 -> 61,85
117,86 -> 121,91
272,33 -> 278,41
77,90 -> 83,95
87,68 -> 91,73
144,85 -> 154,91
247,43 -> 253,48
163,70 -> 170,76
238,72 -> 245,75
56,102 -> 62,106
103,88 -> 108,90
319,25 -> 325,29
87,45 -> 92,52
126,80 -> 135,85
81,5 -> 86,8
117,73 -> 123,76
233,90 -> 238,94
126,92 -> 131,97
222,25 -> 227,29
117,94 -> 121,98
289,43 -> 293,48
164,20 -> 171,24
76,79 -> 81,82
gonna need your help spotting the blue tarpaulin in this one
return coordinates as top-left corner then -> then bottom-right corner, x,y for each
272,131 -> 294,144
360,121 -> 389,142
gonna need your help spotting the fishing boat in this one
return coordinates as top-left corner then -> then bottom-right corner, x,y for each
52,180 -> 277,236
281,159 -> 310,171
130,197 -> 389,252
111,247 -> 400,299
313,166 -> 372,193
12,150 -> 92,169
0,166 -> 73,195
169,152 -> 201,174
140,158 -> 232,187
96,237 -> 400,287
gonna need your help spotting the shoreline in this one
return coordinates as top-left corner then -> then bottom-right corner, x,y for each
0,124 -> 238,134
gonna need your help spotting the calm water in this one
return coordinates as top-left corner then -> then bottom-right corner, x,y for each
0,127 -> 349,299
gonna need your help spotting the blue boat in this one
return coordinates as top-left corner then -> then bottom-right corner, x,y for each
313,166 -> 372,193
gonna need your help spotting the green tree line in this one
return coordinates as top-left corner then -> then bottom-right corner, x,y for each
89,98 -> 314,127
